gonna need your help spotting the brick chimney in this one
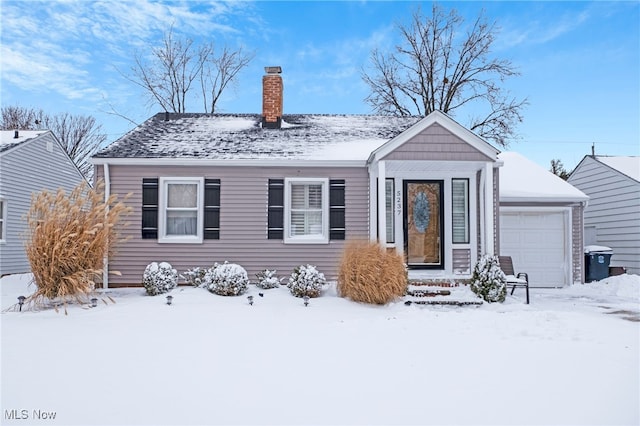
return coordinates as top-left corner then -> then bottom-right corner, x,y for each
262,66 -> 283,129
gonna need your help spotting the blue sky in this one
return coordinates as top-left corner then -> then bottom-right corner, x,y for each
1,1 -> 638,170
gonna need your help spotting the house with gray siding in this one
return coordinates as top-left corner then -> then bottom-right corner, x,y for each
0,130 -> 86,276
92,68 -> 504,288
568,155 -> 640,275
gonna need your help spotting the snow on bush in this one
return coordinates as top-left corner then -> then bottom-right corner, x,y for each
181,267 -> 207,287
287,264 -> 326,298
205,262 -> 249,296
143,262 -> 178,296
470,254 -> 507,303
256,269 -> 281,289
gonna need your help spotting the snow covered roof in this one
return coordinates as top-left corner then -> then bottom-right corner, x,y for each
93,113 -> 422,163
596,156 -> 640,182
0,130 -> 49,154
498,152 -> 588,202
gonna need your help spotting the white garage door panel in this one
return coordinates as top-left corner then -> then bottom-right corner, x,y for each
500,211 -> 568,287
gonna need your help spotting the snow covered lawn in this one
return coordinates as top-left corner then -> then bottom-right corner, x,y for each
2,273 -> 638,425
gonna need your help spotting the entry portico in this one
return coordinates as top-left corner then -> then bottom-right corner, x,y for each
367,111 -> 501,280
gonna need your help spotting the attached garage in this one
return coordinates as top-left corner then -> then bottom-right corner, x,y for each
500,209 -> 569,287
498,152 -> 589,287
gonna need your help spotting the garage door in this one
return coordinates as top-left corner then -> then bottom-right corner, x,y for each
500,211 -> 568,287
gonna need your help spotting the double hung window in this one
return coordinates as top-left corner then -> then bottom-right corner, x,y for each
285,178 -> 329,244
159,177 -> 203,243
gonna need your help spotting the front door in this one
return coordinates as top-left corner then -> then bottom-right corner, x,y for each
404,180 -> 444,269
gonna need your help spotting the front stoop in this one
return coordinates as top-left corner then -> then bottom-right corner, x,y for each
404,281 -> 483,306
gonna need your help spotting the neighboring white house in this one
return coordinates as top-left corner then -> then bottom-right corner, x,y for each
568,155 -> 640,275
498,152 -> 589,287
0,130 -> 86,276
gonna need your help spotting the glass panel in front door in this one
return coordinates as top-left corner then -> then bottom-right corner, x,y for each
405,181 -> 443,267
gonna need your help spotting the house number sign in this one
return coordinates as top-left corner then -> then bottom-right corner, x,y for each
396,190 -> 402,215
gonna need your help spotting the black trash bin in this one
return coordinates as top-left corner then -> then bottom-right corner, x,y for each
584,245 -> 613,282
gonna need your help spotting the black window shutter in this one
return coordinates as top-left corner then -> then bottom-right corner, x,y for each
204,179 -> 220,240
142,178 -> 158,239
267,179 -> 284,239
329,179 -> 345,240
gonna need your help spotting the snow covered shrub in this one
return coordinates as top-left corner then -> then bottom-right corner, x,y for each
256,269 -> 281,289
287,265 -> 326,298
24,180 -> 130,311
470,254 -> 507,303
337,241 -> 407,304
143,262 -> 178,296
205,262 -> 249,296
181,267 -> 206,287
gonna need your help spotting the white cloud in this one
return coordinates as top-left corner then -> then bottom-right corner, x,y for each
498,7 -> 591,49
0,0 -> 252,105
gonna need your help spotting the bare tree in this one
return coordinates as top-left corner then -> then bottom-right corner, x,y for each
200,46 -> 255,113
127,26 -> 253,114
550,159 -> 570,180
1,106 -> 106,178
362,4 -> 527,146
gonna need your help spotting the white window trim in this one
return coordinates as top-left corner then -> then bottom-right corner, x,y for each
284,178 -> 329,244
158,177 -> 204,244
0,198 -> 6,243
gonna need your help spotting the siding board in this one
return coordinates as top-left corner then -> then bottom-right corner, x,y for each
568,156 -> 640,274
102,165 -> 369,285
0,133 -> 85,275
382,123 -> 492,162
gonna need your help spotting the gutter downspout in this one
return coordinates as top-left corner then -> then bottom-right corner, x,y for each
102,163 -> 110,290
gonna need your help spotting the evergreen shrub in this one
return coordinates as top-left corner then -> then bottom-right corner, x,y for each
205,262 -> 249,296
287,265 -> 326,298
470,254 -> 507,303
143,262 -> 178,296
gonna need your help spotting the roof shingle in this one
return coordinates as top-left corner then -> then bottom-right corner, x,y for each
94,113 -> 422,161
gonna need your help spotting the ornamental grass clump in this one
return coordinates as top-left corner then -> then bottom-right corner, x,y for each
143,262 -> 178,295
23,180 -> 131,312
205,262 -> 249,296
287,264 -> 326,298
337,241 -> 407,304
470,254 -> 507,303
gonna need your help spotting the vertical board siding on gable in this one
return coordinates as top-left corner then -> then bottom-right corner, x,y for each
102,165 -> 369,285
0,133 -> 84,275
381,123 -> 492,162
569,157 -> 640,274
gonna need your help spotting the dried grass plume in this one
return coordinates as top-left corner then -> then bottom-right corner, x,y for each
23,180 -> 131,312
337,240 -> 407,305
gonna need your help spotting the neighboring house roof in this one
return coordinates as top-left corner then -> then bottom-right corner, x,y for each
0,130 -> 49,154
594,155 -> 640,182
93,113 -> 423,164
498,152 -> 589,203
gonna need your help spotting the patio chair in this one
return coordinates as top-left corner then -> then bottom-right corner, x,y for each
498,256 -> 530,304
